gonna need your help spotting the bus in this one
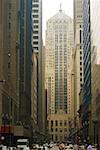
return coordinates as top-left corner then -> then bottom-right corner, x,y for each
17,139 -> 30,150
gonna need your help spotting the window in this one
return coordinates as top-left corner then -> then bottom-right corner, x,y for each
33,15 -> 38,18
33,31 -> 38,34
80,30 -> 82,44
33,0 -> 39,2
51,128 -> 53,132
33,47 -> 38,50
51,120 -> 53,127
33,20 -> 39,23
33,9 -> 39,13
80,84 -> 83,87
64,128 -> 67,132
33,36 -> 38,39
80,67 -> 82,71
32,4 -> 39,7
55,135 -> 58,141
9,23 -> 11,29
60,120 -> 62,126
55,120 -> 58,126
80,73 -> 82,76
55,128 -> 58,132
33,41 -> 38,45
34,25 -> 38,28
80,56 -> 82,60
64,120 -> 67,126
8,62 -> 10,68
80,78 -> 82,82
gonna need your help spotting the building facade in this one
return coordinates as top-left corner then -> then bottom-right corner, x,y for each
73,0 -> 84,143
74,0 -> 83,117
0,0 -> 19,145
31,53 -> 38,134
91,0 -> 100,145
45,8 -> 73,142
0,0 -> 33,144
83,0 -> 92,143
32,0 -> 46,137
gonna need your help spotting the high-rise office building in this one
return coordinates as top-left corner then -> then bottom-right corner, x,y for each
32,0 -> 46,135
17,0 -> 32,139
83,0 -> 92,142
0,0 -> 19,144
91,0 -> 100,144
32,0 -> 42,53
45,8 -> 73,142
0,0 -> 32,143
74,0 -> 83,116
31,52 -> 38,135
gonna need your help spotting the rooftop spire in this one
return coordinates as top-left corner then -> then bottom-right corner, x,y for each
59,3 -> 62,12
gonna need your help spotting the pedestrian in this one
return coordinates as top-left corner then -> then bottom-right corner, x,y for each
74,144 -> 78,150
87,143 -> 92,150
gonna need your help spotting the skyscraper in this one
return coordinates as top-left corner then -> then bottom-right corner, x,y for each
91,0 -> 100,144
32,0 -> 42,53
45,8 -> 73,142
0,0 -> 32,143
17,0 -> 32,139
0,0 -> 19,144
83,0 -> 92,142
74,0 -> 83,116
32,0 -> 46,136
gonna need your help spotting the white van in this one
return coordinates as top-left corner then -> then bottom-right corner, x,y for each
17,139 -> 30,150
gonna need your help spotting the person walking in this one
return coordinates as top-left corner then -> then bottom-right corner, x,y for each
87,144 -> 92,150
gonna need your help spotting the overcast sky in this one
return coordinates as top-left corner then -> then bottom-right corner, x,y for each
42,0 -> 73,43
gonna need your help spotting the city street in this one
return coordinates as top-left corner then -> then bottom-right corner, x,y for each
0,0 -> 100,148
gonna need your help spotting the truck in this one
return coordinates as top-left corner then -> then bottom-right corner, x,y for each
17,139 -> 30,150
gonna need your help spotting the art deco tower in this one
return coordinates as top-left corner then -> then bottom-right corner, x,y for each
45,8 -> 73,142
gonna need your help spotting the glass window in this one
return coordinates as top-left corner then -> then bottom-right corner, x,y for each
60,120 -> 62,126
51,120 -> 53,127
60,129 -> 62,132
51,128 -> 53,132
55,128 -> 58,132
33,0 -> 39,2
32,4 -> 39,7
33,15 -> 38,18
64,120 -> 67,126
55,120 -> 58,126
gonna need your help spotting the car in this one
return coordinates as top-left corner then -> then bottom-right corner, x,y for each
8,147 -> 16,150
59,143 -> 65,150
32,144 -> 39,149
65,145 -> 69,150
0,145 -> 8,150
38,146 -> 43,150
68,144 -> 74,150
